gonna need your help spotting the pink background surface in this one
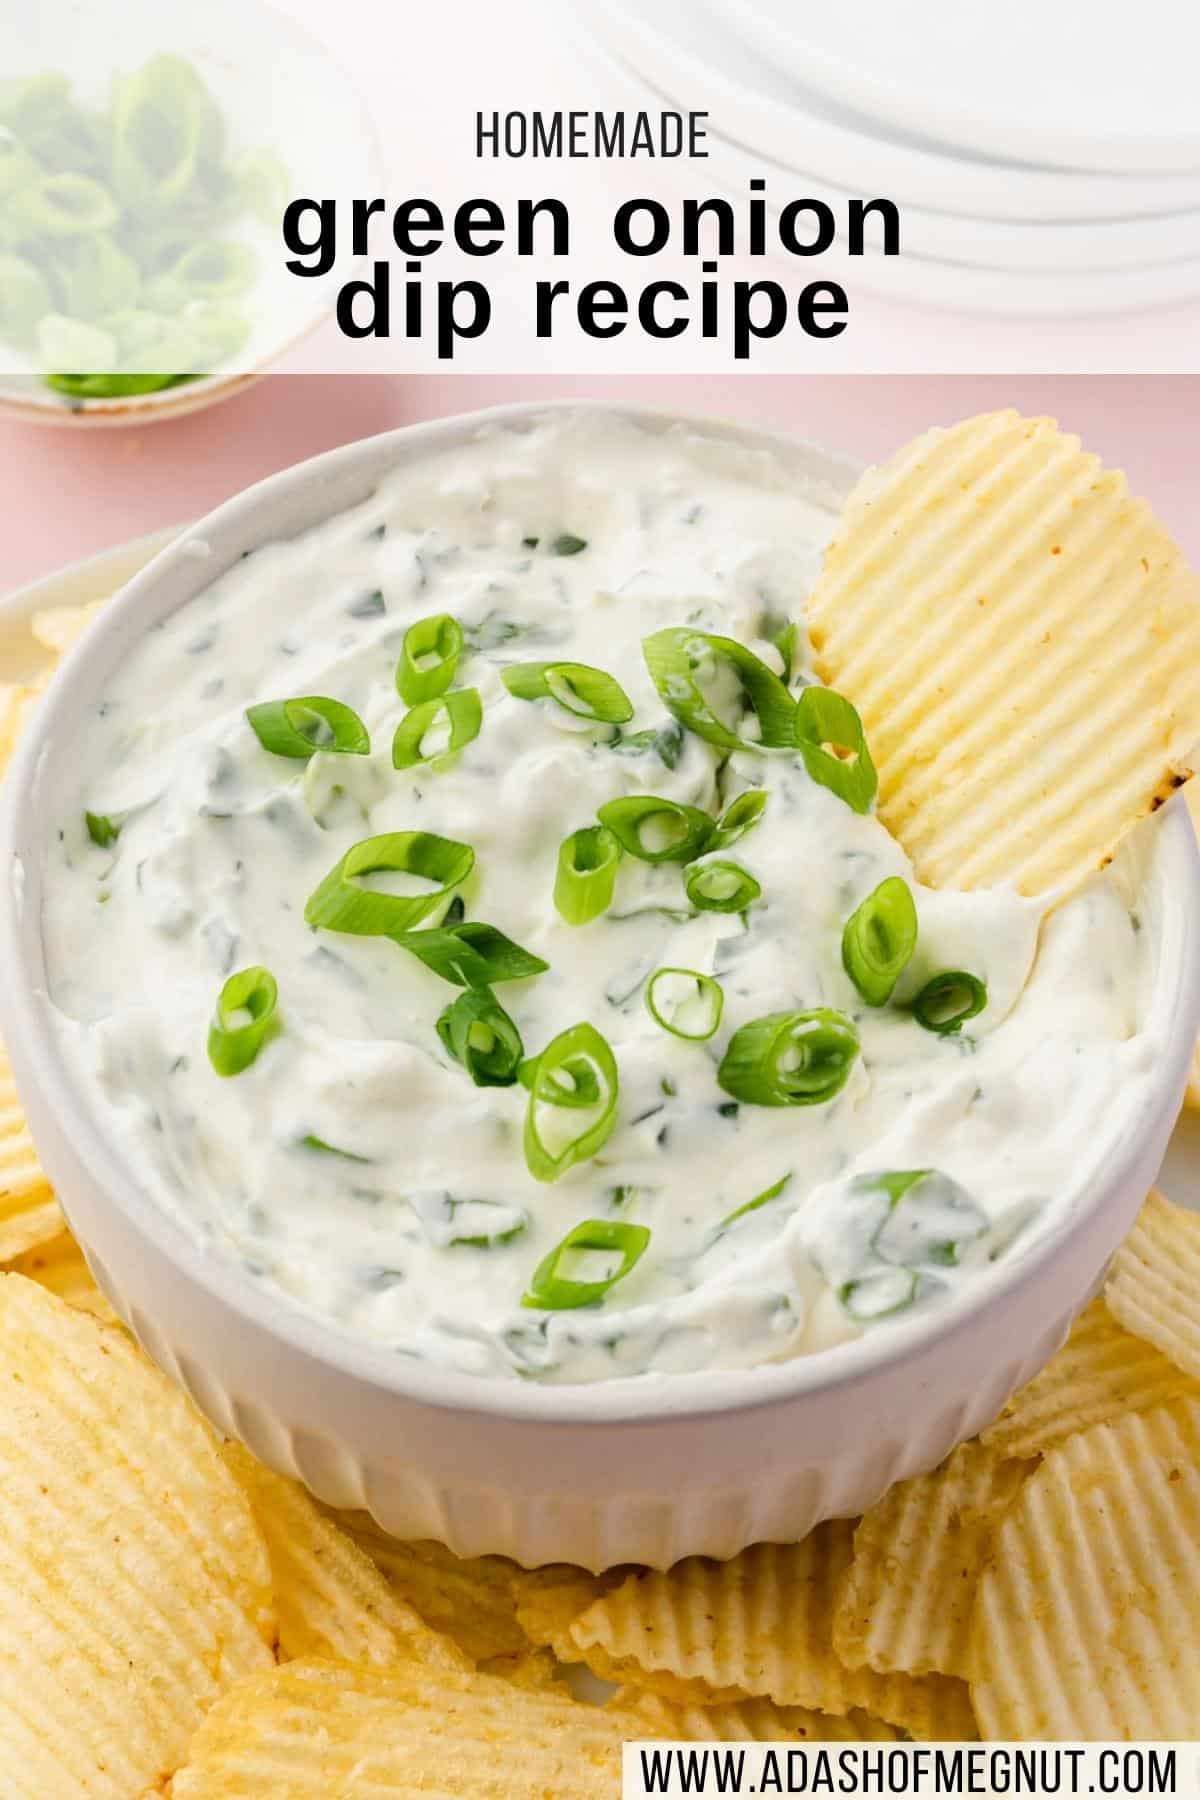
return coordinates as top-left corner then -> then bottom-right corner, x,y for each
1,374 -> 1197,594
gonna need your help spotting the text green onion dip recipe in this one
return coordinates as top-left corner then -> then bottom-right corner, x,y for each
41,413 -> 1156,1383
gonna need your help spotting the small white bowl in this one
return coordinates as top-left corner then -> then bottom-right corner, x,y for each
0,0 -> 375,427
2,402 -> 1198,1570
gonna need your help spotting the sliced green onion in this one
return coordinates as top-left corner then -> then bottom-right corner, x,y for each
794,687 -> 877,814
913,971 -> 988,1035
684,859 -> 762,914
841,1267 -> 920,1321
392,687 -> 482,770
842,876 -> 918,1006
85,810 -> 123,848
524,1022 -> 619,1182
867,1169 -> 989,1268
550,532 -> 588,556
555,825 -> 621,925
710,789 -> 768,851
502,661 -> 633,726
246,696 -> 370,760
646,968 -> 724,1041
437,987 -> 523,1087
869,1169 -> 930,1207
596,795 -> 714,864
770,618 -> 800,685
611,719 -> 684,769
410,1191 -> 528,1248
298,1134 -> 370,1163
521,1218 -> 649,1310
720,1171 -> 793,1230
718,1008 -> 859,1107
642,627 -> 797,751
12,171 -> 119,237
396,613 -> 463,705
207,965 -> 279,1077
395,920 -> 548,987
305,832 -> 473,938
517,1053 -> 601,1109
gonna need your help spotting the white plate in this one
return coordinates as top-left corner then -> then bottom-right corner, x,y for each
1,0 -> 376,425
700,122 -> 1200,275
4,516 -> 1199,1226
724,0 -> 1200,175
578,34 -> 1200,315
581,0 -> 1200,220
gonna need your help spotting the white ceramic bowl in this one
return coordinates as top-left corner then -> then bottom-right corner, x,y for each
2,402 -> 1198,1571
0,0 -> 375,427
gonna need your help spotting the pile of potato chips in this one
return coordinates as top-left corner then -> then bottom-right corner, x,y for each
1,1141 -> 1198,1793
4,412 -> 1200,1791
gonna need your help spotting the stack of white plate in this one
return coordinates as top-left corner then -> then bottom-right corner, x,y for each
577,0 -> 1200,314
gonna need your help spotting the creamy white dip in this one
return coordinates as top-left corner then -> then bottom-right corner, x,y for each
41,411 -> 1157,1383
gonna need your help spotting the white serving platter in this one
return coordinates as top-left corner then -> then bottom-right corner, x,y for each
722,0 -> 1200,175
581,0 -> 1200,219
5,519 -> 1199,1221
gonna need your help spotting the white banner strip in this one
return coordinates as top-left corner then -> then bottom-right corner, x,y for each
623,1743 -> 1199,1800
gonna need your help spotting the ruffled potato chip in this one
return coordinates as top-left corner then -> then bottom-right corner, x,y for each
30,599 -> 105,658
172,1657 -> 644,1798
0,1040 -> 63,1263
8,1228 -> 115,1323
629,1692 -> 899,1742
835,1442 -> 1031,1680
223,1444 -> 469,1672
806,410 -> 1200,895
511,1563 -> 622,1662
0,1276 -> 274,1798
1106,1187 -> 1200,1382
981,1296 -> 1199,1459
972,1397 -> 1200,1738
325,1508 -> 527,1660
568,1523 -> 976,1739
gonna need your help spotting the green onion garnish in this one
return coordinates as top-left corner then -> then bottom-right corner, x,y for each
720,1171 -> 792,1229
684,859 -> 762,914
392,687 -> 482,770
869,1169 -> 990,1268
298,1134 -> 370,1163
305,832 -> 474,937
611,720 -> 685,769
396,613 -> 464,705
207,965 -> 279,1077
524,1022 -> 619,1182
794,687 -> 877,814
246,696 -> 369,760
645,968 -> 724,1041
710,789 -> 768,851
521,1218 -> 650,1310
718,1008 -> 859,1107
555,825 -> 621,925
421,1194 -> 528,1248
869,1169 -> 930,1206
437,987 -> 523,1087
842,876 -> 918,1006
771,618 -> 800,685
841,1268 -> 920,1321
912,971 -> 988,1034
85,811 -> 123,848
517,1052 -> 601,1108
642,627 -> 797,751
596,795 -> 714,864
501,661 -> 633,726
550,532 -> 588,557
395,920 -> 548,988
